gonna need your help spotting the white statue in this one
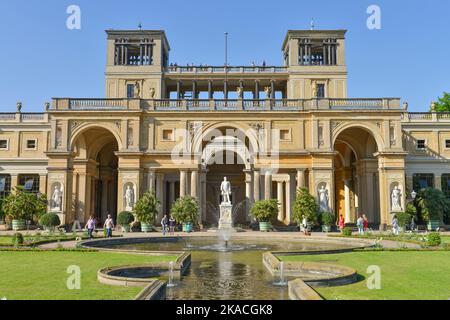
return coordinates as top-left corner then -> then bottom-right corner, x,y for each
318,185 -> 329,212
391,186 -> 402,211
51,185 -> 63,211
220,177 -> 232,205
125,185 -> 135,209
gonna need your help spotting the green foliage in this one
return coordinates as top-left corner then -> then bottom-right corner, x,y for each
250,199 -> 279,223
342,227 -> 353,237
134,192 -> 160,224
426,233 -> 442,247
170,196 -> 199,225
12,233 -> 24,246
293,188 -> 319,225
416,188 -> 450,222
1,187 -> 48,221
0,198 -> 5,221
117,211 -> 135,226
320,212 -> 335,227
396,212 -> 411,228
39,213 -> 61,228
432,92 -> 450,112
405,203 -> 417,219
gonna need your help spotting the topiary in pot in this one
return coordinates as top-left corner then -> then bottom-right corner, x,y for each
250,199 -> 279,232
134,192 -> 160,233
39,213 -> 61,231
293,188 -> 319,232
170,196 -> 199,233
396,212 -> 411,232
320,212 -> 335,232
117,211 -> 135,232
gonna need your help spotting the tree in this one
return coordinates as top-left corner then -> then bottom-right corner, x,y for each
2,187 -> 47,221
416,188 -> 450,223
432,92 -> 450,112
134,192 -> 160,224
250,199 -> 279,223
293,188 -> 319,225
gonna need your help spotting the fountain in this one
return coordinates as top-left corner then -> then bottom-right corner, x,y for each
273,261 -> 288,287
166,261 -> 176,288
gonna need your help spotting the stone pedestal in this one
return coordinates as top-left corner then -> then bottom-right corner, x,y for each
218,203 -> 234,230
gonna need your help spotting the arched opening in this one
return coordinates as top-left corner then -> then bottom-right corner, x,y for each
72,127 -> 119,223
334,127 -> 380,226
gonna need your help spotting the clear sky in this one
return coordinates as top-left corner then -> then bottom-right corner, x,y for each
0,0 -> 448,112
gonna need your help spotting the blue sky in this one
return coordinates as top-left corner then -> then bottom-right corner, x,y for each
0,0 -> 448,112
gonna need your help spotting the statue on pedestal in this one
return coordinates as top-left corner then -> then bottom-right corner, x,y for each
219,177 -> 234,230
220,177 -> 232,205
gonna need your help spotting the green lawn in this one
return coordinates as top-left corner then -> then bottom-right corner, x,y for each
0,251 -> 178,300
279,251 -> 450,300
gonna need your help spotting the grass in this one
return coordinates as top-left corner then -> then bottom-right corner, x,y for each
0,251 -> 179,300
279,251 -> 450,300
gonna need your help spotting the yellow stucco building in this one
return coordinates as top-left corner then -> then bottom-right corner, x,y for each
1,29 -> 449,230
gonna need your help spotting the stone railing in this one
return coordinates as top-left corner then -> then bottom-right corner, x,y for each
403,112 -> 450,122
0,113 -> 48,123
49,98 -> 403,112
165,66 -> 288,74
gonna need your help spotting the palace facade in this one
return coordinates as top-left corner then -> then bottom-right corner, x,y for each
1,29 -> 449,230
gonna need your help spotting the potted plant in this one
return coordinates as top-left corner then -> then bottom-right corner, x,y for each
117,211 -> 135,233
2,187 -> 47,231
250,199 -> 279,232
39,213 -> 61,231
320,212 -> 335,233
396,211 -> 411,233
171,196 -> 199,233
293,188 -> 319,232
416,188 -> 450,231
134,192 -> 159,232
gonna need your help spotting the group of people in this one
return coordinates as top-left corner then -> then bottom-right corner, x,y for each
335,214 -> 369,235
160,215 -> 177,236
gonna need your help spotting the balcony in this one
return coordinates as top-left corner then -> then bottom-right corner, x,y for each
402,112 -> 450,122
0,113 -> 48,123
165,66 -> 288,74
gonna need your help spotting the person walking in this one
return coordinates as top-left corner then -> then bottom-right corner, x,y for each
356,215 -> 364,235
392,215 -> 399,235
161,214 -> 168,236
363,214 -> 369,233
338,214 -> 345,233
85,216 -> 96,239
104,215 -> 115,238
169,215 -> 176,236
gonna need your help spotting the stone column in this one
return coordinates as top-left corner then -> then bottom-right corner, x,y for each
344,179 -> 352,223
191,170 -> 199,199
200,171 -> 207,223
253,170 -> 261,202
180,170 -> 187,197
177,81 -> 182,100
208,81 -> 213,100
169,181 -> 176,206
147,170 -> 155,193
254,80 -> 260,100
264,171 -> 272,200
224,81 -> 228,100
277,181 -> 284,222
270,80 -> 276,99
245,171 -> 253,222
297,169 -> 306,190
156,173 -> 165,221
286,173 -> 297,225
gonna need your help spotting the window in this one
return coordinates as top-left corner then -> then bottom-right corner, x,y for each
127,84 -> 135,98
18,175 -> 40,194
279,129 -> 291,141
442,174 -> 450,198
162,129 -> 174,141
0,139 -> 8,150
413,174 -> 434,191
445,139 -> 450,149
416,139 -> 426,150
0,175 -> 11,198
26,139 -> 37,150
317,84 -> 325,98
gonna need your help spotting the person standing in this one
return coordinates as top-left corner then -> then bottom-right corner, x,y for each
161,215 -> 168,236
302,216 -> 309,236
104,215 -> 115,238
392,215 -> 399,235
85,216 -> 96,239
363,214 -> 369,233
338,214 -> 345,233
169,215 -> 176,236
356,215 -> 364,235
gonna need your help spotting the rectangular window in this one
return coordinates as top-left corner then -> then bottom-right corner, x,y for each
26,139 -> 37,150
413,174 -> 434,191
317,84 -> 325,98
127,84 -> 135,98
442,174 -> 450,198
416,139 -> 426,150
162,129 -> 174,141
445,139 -> 450,149
0,139 -> 8,150
0,175 -> 11,198
18,175 -> 40,194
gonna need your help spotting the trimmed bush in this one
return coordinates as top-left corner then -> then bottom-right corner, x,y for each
12,233 -> 24,246
321,212 -> 335,227
171,196 -> 199,225
342,227 -> 353,237
426,233 -> 441,247
293,188 -> 319,226
397,212 -> 411,228
117,211 -> 135,226
250,199 -> 279,223
134,192 -> 160,225
39,213 -> 61,229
